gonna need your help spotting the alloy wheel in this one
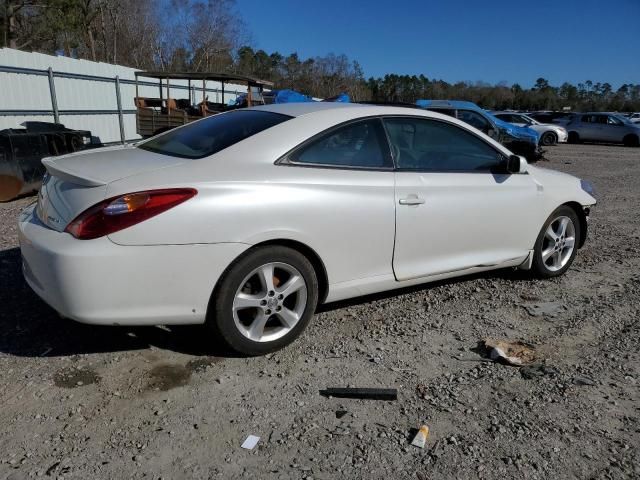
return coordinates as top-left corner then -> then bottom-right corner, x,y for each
232,262 -> 308,342
541,216 -> 576,272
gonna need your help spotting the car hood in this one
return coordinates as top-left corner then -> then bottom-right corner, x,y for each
527,164 -> 576,182
536,122 -> 566,131
527,165 -> 596,205
491,116 -> 540,143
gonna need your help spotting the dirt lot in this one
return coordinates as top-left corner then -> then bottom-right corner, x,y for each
1,144 -> 639,480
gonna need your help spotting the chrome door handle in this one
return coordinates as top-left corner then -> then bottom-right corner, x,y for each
399,196 -> 425,205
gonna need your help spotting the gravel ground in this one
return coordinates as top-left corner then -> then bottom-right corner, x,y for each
1,144 -> 639,480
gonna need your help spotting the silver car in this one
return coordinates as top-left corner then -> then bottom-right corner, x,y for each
493,112 -> 568,146
566,113 -> 640,146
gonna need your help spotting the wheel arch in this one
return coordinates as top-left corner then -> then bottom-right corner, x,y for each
210,238 -> 330,310
567,131 -> 580,143
623,133 -> 639,147
563,201 -> 588,248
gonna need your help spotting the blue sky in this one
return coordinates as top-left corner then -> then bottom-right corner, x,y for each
235,0 -> 640,88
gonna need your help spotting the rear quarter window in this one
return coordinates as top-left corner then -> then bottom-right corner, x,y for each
138,110 -> 292,159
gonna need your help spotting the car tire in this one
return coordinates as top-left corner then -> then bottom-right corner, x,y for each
567,132 -> 580,144
531,206 -> 581,278
540,132 -> 557,146
207,246 -> 319,356
623,134 -> 639,147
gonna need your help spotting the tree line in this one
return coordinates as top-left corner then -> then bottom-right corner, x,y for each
2,0 -> 639,111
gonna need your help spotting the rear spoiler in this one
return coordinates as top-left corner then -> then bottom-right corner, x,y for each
42,158 -> 106,187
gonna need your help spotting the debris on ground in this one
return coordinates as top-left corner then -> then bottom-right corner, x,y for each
410,425 -> 430,448
572,375 -> 597,386
479,338 -> 536,366
335,410 -> 348,419
520,364 -> 559,380
241,435 -> 260,450
522,301 -> 567,318
319,387 -> 398,401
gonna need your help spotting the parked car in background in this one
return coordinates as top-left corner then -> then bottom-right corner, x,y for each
492,112 -> 568,146
416,100 -> 542,162
566,112 -> 640,146
527,111 -> 574,126
19,103 -> 596,355
627,113 -> 640,124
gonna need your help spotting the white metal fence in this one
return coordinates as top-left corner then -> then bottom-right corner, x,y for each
0,48 -> 244,144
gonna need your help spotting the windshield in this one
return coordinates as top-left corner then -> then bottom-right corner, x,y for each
138,110 -> 292,159
520,114 -> 537,125
611,114 -> 632,125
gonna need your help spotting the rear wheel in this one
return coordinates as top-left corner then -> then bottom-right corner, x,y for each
567,132 -> 580,144
207,246 -> 319,355
531,206 -> 580,278
540,131 -> 557,146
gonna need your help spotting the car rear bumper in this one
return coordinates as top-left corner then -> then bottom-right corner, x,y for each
18,204 -> 249,325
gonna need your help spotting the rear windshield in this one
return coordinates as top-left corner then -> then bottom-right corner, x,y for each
138,110 -> 292,159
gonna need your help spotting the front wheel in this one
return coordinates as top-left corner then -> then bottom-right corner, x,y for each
531,206 -> 581,278
540,131 -> 557,146
207,246 -> 319,355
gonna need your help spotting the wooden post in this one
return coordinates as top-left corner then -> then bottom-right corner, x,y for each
166,77 -> 170,128
202,79 -> 206,116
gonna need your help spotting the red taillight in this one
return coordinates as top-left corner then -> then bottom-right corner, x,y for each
65,188 -> 197,240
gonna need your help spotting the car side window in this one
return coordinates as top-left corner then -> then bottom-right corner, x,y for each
383,117 -> 504,172
607,116 -> 622,126
289,119 -> 391,168
456,110 -> 491,133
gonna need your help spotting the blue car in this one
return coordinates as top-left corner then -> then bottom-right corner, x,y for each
416,100 -> 542,162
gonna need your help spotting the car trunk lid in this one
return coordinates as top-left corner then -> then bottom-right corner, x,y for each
36,145 -> 186,232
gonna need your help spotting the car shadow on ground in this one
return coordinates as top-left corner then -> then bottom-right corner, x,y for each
1,246 -> 531,359
317,268 -> 529,313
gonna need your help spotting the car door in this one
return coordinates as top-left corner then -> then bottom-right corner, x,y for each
384,116 -> 539,281
604,115 -> 625,142
280,118 -> 397,287
576,115 -> 598,140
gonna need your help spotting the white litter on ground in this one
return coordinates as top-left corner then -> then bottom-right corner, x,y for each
241,435 -> 260,450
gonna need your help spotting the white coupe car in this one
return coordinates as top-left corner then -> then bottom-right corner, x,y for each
19,103 -> 596,355
492,112 -> 569,146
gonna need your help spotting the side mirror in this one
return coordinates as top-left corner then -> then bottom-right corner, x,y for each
486,128 -> 497,138
506,154 -> 528,174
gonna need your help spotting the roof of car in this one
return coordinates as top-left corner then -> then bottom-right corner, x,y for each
415,99 -> 480,110
249,102 -> 417,117
581,112 -> 620,115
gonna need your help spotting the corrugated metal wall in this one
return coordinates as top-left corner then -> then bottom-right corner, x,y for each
0,48 -> 244,143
